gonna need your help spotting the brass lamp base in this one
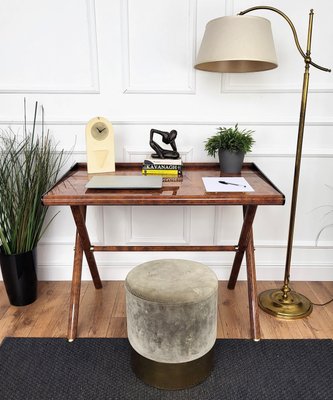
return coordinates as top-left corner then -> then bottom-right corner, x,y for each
259,289 -> 313,319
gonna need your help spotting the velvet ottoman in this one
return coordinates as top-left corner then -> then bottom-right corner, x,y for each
125,259 -> 218,389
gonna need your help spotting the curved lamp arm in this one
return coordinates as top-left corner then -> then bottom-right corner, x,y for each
239,6 -> 331,73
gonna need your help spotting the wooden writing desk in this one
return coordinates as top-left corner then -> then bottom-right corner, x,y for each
42,162 -> 285,341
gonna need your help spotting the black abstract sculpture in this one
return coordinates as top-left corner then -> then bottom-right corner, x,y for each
149,129 -> 180,159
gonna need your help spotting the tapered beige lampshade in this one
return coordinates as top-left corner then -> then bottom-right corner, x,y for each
195,15 -> 278,73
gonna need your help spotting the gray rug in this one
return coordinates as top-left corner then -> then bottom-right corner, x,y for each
0,338 -> 332,399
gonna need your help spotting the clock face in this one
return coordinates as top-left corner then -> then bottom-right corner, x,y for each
91,121 -> 109,141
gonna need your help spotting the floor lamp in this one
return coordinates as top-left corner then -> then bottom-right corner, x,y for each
194,6 -> 331,319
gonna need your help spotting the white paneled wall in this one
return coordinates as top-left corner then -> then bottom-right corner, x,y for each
0,0 -> 332,281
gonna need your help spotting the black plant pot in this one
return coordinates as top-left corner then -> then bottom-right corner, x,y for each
0,248 -> 37,306
218,149 -> 245,173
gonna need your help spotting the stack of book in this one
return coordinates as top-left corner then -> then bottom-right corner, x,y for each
142,158 -> 183,176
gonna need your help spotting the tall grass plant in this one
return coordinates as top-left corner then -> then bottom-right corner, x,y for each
0,101 -> 67,255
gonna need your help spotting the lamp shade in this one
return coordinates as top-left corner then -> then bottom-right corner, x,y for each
194,15 -> 278,73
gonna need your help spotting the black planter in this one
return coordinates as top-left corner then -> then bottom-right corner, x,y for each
0,248 -> 37,306
218,149 -> 245,173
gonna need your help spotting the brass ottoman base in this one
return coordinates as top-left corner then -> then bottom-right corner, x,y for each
131,346 -> 214,390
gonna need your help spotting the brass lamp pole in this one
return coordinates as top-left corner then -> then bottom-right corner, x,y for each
194,6 -> 331,319
239,7 -> 331,319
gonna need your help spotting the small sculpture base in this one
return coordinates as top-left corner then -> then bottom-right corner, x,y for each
151,151 -> 179,159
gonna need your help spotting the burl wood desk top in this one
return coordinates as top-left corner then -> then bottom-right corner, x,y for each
42,162 -> 285,207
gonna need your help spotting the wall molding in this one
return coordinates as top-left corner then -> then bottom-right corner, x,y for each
123,146 -> 194,162
121,0 -> 197,94
2,119 -> 333,126
248,150 -> 333,158
124,207 -> 192,245
221,74 -> 333,94
48,148 -> 333,160
0,0 -> 100,94
4,147 -> 329,160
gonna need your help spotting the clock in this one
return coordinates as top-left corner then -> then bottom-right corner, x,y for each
85,117 -> 115,174
91,120 -> 110,141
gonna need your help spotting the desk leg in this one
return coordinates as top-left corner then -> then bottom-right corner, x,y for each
67,206 -> 102,341
227,205 -> 260,340
244,224 -> 261,340
68,219 -> 84,341
70,206 -> 102,289
228,205 -> 257,289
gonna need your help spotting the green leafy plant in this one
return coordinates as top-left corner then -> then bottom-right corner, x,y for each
0,101 -> 68,255
204,124 -> 255,158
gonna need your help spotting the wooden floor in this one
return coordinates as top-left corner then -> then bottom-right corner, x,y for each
0,281 -> 332,343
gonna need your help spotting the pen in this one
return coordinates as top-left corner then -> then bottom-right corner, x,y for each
219,180 -> 246,188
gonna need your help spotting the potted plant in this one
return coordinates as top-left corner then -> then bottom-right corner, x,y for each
204,124 -> 255,173
0,101 -> 67,306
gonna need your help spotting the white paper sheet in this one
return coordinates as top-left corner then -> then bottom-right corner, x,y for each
202,177 -> 254,192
